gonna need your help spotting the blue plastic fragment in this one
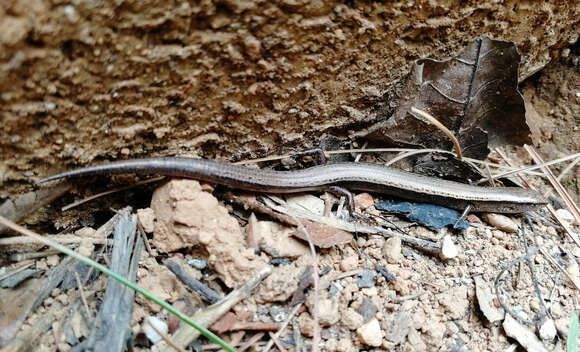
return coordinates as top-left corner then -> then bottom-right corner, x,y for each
375,201 -> 470,230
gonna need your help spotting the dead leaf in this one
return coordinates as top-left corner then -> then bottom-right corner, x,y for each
294,220 -> 353,248
365,36 -> 531,159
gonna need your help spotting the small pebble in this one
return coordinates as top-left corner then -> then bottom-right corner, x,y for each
354,192 -> 375,211
341,308 -> 364,330
137,208 -> 156,233
358,297 -> 378,321
539,318 -> 557,341
356,318 -> 383,347
142,316 -> 168,344
382,237 -> 402,264
482,213 -> 518,233
357,269 -> 376,288
566,260 -> 580,288
187,258 -> 207,270
340,255 -> 358,271
440,234 -> 458,260
317,298 -> 339,326
269,306 -> 286,322
556,208 -> 575,225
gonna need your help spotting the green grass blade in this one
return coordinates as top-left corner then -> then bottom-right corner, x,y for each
0,216 -> 236,352
567,310 -> 578,352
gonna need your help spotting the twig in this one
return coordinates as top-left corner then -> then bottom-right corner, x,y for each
259,196 -> 440,255
538,247 -> 580,291
556,155 -> 580,181
410,107 -> 463,160
61,176 -> 164,211
0,183 -> 71,234
0,235 -> 111,246
494,248 -> 540,326
146,318 -> 187,352
494,148 -> 580,249
84,210 -> 142,351
294,218 -> 320,352
262,304 -> 303,352
269,332 -> 288,352
135,220 -> 153,256
521,217 -> 550,322
9,249 -> 61,261
0,215 -> 236,352
157,265 -> 272,352
73,271 -> 92,319
477,152 -> 580,184
237,332 -> 265,352
0,262 -> 34,281
392,291 -> 426,303
165,259 -> 221,304
524,145 -> 580,224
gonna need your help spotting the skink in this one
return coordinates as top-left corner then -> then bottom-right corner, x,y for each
37,157 -> 546,213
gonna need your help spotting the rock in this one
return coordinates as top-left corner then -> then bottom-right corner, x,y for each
358,296 -> 378,321
257,220 -> 310,258
566,259 -> 580,288
382,237 -> 403,264
503,314 -> 548,352
440,234 -> 459,260
356,318 -> 383,347
137,208 -> 155,233
340,255 -> 359,271
318,298 -> 340,326
150,179 -> 268,288
474,276 -> 505,323
341,308 -> 364,330
243,35 -> 262,60
297,312 -> 314,337
337,337 -> 356,352
538,318 -> 557,341
142,316 -> 168,344
391,278 -> 410,296
482,213 -> 519,232
357,269 -> 376,288
354,192 -> 375,211
555,208 -> 575,225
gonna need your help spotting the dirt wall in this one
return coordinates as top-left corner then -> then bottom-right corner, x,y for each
0,0 -> 578,193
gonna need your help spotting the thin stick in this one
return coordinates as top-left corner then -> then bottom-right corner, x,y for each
61,176 -> 164,211
262,304 -> 303,352
0,215 -> 236,352
294,219 -> 320,352
73,271 -> 93,319
0,262 -> 34,281
9,249 -> 61,261
556,156 -> 580,182
146,318 -> 187,352
477,152 -> 580,184
538,247 -> 580,291
410,106 -> 463,160
237,332 -> 265,352
0,235 -> 111,246
524,145 -> 580,224
269,332 -> 288,352
494,148 -> 580,249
